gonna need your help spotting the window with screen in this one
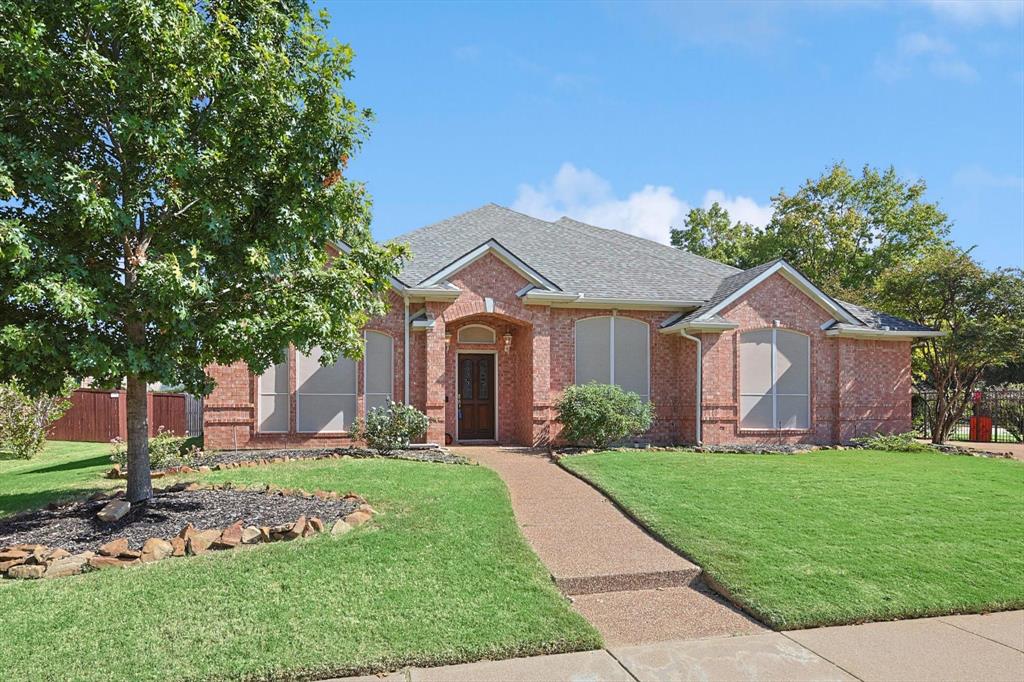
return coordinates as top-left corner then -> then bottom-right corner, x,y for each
364,331 -> 394,413
296,347 -> 358,432
258,355 -> 289,433
574,316 -> 650,401
739,329 -> 810,430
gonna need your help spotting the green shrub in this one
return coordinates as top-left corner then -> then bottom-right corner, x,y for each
110,427 -> 202,470
851,431 -> 936,452
351,401 -> 429,455
555,382 -> 653,449
0,380 -> 72,460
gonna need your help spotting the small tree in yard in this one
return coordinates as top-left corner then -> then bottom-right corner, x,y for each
0,2 -> 403,502
874,245 -> 1024,444
555,383 -> 653,450
0,380 -> 72,459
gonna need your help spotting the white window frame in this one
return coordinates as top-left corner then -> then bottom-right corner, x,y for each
739,328 -> 810,431
295,348 -> 358,434
457,324 -> 496,344
573,314 -> 651,401
256,355 -> 289,433
364,330 -> 395,413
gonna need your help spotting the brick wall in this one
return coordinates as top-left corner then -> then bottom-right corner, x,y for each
699,272 -> 912,445
204,258 -> 912,450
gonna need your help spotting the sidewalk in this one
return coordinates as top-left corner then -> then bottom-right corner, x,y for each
335,610 -> 1024,682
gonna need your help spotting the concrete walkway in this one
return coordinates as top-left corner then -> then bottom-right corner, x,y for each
335,610 -> 1024,682
461,446 -> 765,644
331,446 -> 1023,681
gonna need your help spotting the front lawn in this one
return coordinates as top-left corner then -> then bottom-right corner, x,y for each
0,442 -> 599,681
562,449 -> 1024,630
0,440 -> 116,517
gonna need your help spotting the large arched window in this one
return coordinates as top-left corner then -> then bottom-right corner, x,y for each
574,316 -> 650,401
296,347 -> 358,432
739,329 -> 810,429
258,355 -> 289,433
364,331 -> 394,413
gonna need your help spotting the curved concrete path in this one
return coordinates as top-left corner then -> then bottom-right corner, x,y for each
457,446 -> 765,644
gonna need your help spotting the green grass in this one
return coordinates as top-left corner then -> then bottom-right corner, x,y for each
0,440 -> 117,517
562,449 -> 1024,630
0,442 -> 599,681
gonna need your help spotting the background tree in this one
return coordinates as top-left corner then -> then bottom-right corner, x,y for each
0,1 -> 403,502
672,163 -> 951,302
669,203 -> 758,268
873,245 -> 1023,444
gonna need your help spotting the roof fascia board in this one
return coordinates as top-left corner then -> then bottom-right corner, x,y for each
419,239 -> 560,292
696,262 -> 859,325
523,290 -> 702,311
825,325 -> 945,340
403,286 -> 462,302
659,320 -> 740,334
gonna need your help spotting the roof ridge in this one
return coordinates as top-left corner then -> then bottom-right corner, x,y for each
393,203 -> 512,243
555,216 -> 743,275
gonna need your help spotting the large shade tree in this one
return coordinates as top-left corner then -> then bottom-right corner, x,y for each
874,245 -> 1024,444
0,0 -> 404,502
671,163 -> 951,302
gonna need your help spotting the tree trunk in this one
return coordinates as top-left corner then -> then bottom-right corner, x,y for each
125,375 -> 152,503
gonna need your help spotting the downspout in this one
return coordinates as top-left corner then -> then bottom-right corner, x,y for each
679,330 -> 702,445
403,296 -> 410,405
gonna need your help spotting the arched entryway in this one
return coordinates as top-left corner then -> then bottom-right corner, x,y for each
444,314 -> 533,445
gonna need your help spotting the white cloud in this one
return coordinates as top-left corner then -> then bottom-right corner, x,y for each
875,31 -> 977,83
953,164 -> 1024,190
511,163 -> 773,245
923,0 -> 1024,27
701,190 -> 774,227
899,32 -> 953,56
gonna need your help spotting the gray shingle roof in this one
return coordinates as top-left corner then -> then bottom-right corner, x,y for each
394,204 -> 739,301
391,203 -> 929,333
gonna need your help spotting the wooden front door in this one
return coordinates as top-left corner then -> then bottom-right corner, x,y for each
458,354 -> 495,440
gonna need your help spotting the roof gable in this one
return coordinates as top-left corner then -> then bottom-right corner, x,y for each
419,238 -> 560,291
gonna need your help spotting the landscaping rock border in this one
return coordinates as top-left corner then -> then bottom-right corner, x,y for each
0,482 -> 376,581
105,444 -> 469,479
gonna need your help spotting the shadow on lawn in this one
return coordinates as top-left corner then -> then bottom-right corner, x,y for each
21,454 -> 112,475
0,487 -> 111,518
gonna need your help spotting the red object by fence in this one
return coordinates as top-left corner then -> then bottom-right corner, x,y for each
48,389 -> 187,443
969,415 -> 993,443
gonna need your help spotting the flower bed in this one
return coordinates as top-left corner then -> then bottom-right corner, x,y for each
0,482 -> 375,580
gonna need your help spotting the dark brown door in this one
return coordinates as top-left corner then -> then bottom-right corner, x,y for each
458,354 -> 495,440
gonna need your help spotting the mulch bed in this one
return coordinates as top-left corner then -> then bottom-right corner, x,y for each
0,488 -> 360,555
201,446 -> 469,468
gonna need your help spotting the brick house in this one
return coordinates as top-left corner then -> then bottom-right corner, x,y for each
203,204 -> 940,450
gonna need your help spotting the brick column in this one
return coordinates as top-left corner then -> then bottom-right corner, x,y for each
424,302 -> 447,444
530,308 -> 552,445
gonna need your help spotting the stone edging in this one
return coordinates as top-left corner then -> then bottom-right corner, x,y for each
0,482 -> 375,581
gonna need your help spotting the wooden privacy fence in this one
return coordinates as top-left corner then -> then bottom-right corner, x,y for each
48,389 -> 203,443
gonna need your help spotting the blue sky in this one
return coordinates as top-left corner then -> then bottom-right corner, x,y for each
327,0 -> 1024,269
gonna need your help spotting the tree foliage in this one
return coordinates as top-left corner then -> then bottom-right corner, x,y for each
0,0 -> 403,499
0,380 -> 72,460
873,246 -> 1024,443
671,164 -> 951,302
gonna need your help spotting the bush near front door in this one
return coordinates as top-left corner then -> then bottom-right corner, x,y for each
555,383 -> 653,449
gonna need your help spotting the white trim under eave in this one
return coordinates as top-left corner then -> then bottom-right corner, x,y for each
659,319 -> 739,334
523,290 -> 703,311
824,325 -> 945,340
419,239 -> 561,292
403,286 -> 462,302
696,261 -> 860,325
